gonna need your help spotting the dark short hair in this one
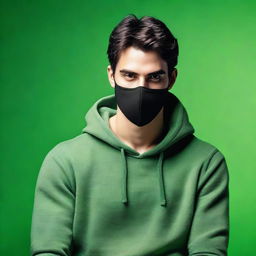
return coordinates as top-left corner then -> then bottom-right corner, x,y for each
107,14 -> 179,77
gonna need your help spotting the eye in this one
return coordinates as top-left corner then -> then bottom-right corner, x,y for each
123,72 -> 136,79
148,74 -> 162,82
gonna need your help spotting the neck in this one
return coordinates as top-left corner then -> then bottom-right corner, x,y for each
109,106 -> 165,153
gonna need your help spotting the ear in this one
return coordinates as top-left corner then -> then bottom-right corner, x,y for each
107,65 -> 115,88
167,68 -> 178,90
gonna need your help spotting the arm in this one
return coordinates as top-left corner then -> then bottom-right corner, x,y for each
30,143 -> 75,256
187,149 -> 230,256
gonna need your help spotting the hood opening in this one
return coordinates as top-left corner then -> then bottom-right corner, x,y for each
82,92 -> 195,207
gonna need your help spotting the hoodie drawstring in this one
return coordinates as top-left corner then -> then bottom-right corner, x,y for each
120,148 -> 128,204
157,151 -> 167,206
120,148 -> 167,207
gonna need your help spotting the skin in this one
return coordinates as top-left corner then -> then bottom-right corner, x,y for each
107,46 -> 177,154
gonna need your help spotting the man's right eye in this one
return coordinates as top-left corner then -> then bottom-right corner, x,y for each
124,73 -> 135,79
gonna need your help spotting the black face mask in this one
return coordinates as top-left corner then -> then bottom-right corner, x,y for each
114,80 -> 169,127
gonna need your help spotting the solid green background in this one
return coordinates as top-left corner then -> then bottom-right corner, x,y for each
1,0 -> 255,255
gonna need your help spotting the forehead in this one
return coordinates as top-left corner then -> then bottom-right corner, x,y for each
116,46 -> 168,74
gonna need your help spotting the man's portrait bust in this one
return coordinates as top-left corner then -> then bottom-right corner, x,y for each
30,14 -> 229,256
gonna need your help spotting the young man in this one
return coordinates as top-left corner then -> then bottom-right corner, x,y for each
30,15 -> 229,256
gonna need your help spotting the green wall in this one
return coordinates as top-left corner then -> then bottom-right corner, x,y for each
1,0 -> 255,255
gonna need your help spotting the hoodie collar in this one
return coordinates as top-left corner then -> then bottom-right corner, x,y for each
82,91 -> 195,206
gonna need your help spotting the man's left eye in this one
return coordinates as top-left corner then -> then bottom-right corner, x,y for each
149,74 -> 161,81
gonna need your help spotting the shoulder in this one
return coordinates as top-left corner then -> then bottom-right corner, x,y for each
41,133 -> 93,170
189,135 -> 227,160
39,133 -> 92,185
49,133 -> 92,155
189,135 -> 229,183
179,135 -> 229,175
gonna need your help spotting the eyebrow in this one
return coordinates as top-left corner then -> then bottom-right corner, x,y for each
119,69 -> 166,76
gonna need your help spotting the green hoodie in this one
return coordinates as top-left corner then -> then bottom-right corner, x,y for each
30,91 -> 229,256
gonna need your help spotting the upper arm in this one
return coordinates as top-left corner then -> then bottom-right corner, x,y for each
30,144 -> 76,256
187,149 -> 230,256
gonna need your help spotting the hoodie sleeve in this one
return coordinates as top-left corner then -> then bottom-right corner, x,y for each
30,143 -> 75,256
187,149 -> 230,256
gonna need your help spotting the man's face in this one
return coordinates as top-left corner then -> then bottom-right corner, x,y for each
108,46 -> 177,90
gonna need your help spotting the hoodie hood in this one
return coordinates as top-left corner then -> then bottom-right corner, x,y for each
82,91 -> 195,206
